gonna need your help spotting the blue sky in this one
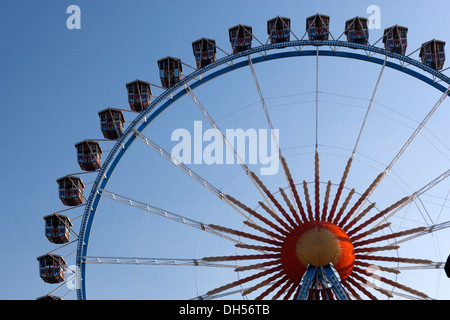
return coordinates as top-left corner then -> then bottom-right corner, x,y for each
1,0 -> 450,300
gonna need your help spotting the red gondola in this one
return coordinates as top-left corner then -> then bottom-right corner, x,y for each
44,213 -> 73,244
267,16 -> 291,44
75,140 -> 102,171
37,254 -> 67,284
57,175 -> 85,206
98,108 -> 125,140
383,25 -> 408,55
306,14 -> 330,41
229,24 -> 252,53
420,39 -> 446,71
157,56 -> 183,89
192,38 -> 217,69
345,17 -> 369,44
126,80 -> 152,112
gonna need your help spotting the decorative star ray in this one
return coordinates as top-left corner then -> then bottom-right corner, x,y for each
202,153 -> 432,300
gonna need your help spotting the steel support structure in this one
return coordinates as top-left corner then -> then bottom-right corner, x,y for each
76,40 -> 450,300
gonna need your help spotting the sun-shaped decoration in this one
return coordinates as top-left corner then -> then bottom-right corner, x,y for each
202,152 -> 431,300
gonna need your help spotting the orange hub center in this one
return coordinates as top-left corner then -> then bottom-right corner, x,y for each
280,221 -> 355,284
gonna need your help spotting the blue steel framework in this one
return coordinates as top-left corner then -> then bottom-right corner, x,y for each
296,265 -> 350,300
74,39 -> 450,300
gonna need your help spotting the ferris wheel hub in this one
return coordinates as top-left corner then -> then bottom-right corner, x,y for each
296,227 -> 340,267
281,221 -> 355,283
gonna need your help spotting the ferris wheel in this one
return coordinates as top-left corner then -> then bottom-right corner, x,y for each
37,14 -> 450,300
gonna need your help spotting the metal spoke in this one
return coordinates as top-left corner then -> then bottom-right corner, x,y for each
247,56 -> 279,150
329,57 -> 388,225
82,256 -> 236,268
357,86 -> 450,213
132,128 -> 253,222
385,86 -> 450,172
185,84 -> 249,169
315,46 -> 319,149
184,84 -> 277,213
394,262 -> 445,271
352,56 -> 388,157
380,168 -> 450,224
98,188 -> 240,244
392,220 -> 450,245
247,55 -> 300,218
191,288 -> 246,300
389,291 -> 430,300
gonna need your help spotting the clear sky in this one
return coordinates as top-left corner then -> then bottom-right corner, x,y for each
1,0 -> 450,300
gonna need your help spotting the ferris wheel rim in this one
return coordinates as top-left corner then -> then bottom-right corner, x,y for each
75,39 -> 450,300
